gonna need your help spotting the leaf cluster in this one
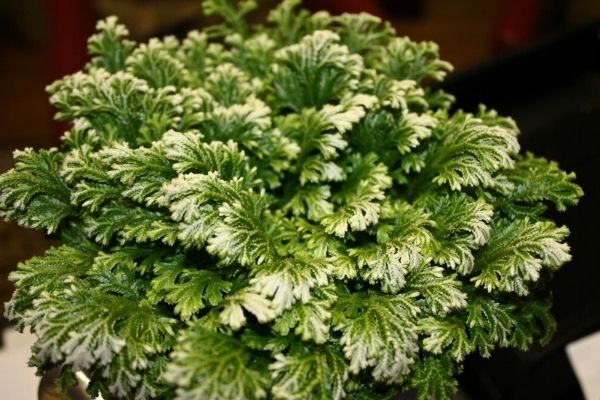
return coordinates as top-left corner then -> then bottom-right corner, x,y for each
1,1 -> 582,399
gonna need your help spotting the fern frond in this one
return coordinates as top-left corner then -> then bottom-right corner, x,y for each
0,148 -> 73,233
333,291 -> 420,382
494,152 -> 583,215
409,356 -> 459,400
165,324 -> 270,400
87,16 -> 134,73
270,344 -> 348,400
472,218 -> 571,295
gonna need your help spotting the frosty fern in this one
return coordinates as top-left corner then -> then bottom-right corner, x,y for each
0,1 -> 582,399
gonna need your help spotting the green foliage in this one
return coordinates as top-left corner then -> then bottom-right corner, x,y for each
373,37 -> 453,83
420,317 -> 473,361
272,285 -> 337,343
5,245 -> 97,324
271,30 -> 363,110
150,264 -> 232,320
270,343 -> 348,400
47,70 -> 181,145
1,1 -> 582,399
412,112 -> 520,192
126,38 -> 189,88
203,0 -> 258,38
334,13 -> 395,55
418,193 -> 494,274
0,148 -> 73,233
405,262 -> 467,316
87,16 -> 134,73
490,152 -> 583,216
409,356 -> 459,400
332,291 -> 420,382
471,218 -> 571,295
25,286 -> 175,399
165,324 -> 270,399
466,296 -> 516,356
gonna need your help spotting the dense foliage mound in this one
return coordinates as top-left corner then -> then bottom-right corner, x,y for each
1,1 -> 582,399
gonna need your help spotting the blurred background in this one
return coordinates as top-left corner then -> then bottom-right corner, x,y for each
0,0 -> 598,399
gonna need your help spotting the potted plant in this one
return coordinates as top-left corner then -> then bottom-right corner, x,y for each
1,0 -> 583,399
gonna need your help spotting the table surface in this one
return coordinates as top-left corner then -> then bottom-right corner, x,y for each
0,327 -> 39,400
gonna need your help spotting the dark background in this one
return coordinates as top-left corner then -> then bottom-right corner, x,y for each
0,1 -> 598,399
